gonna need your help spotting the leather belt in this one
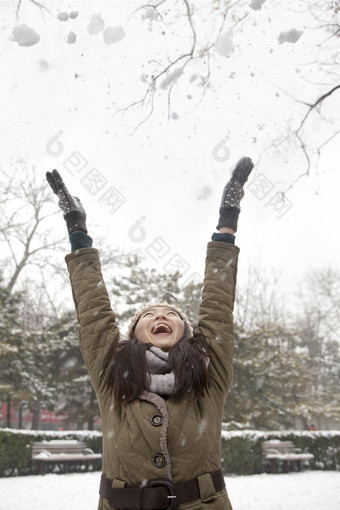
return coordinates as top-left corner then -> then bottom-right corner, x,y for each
99,469 -> 225,509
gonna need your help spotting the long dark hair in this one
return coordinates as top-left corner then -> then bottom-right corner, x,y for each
100,327 -> 210,404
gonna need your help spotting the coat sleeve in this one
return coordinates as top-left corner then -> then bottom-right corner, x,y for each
65,247 -> 119,393
198,241 -> 239,394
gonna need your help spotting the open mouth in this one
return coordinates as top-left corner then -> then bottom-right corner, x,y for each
151,323 -> 172,335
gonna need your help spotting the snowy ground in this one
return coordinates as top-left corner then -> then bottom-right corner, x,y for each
1,471 -> 339,510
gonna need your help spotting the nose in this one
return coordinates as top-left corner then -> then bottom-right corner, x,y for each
155,313 -> 167,321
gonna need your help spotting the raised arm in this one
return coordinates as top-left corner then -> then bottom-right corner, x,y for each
198,157 -> 254,393
46,170 -> 119,391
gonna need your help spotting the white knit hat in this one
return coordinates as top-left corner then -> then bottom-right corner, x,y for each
127,302 -> 193,339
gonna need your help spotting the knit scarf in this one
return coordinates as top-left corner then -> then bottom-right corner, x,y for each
145,346 -> 175,396
145,345 -> 210,396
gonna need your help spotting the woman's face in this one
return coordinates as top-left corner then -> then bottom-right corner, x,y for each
134,306 -> 185,350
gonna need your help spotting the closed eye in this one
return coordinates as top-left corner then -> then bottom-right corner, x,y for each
167,311 -> 179,317
142,310 -> 179,318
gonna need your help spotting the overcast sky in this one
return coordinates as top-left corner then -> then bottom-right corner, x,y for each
1,0 -> 339,296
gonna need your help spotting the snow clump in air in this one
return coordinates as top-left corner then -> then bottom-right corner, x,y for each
103,26 -> 125,44
196,186 -> 212,200
142,8 -> 157,20
64,357 -> 78,370
160,67 -> 183,89
57,12 -> 69,22
249,0 -> 266,10
278,29 -> 303,44
12,24 -> 40,46
39,59 -> 49,70
215,29 -> 235,57
67,31 -> 77,44
69,11 -> 79,19
198,418 -> 207,436
87,14 -> 105,35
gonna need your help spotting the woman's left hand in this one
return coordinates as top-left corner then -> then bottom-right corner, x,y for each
216,157 -> 254,232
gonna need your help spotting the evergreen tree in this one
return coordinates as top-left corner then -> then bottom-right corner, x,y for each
226,322 -> 313,429
48,310 -> 100,430
0,277 -> 25,427
294,267 -> 340,428
109,255 -> 203,335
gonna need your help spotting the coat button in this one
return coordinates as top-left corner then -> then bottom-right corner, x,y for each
151,414 -> 163,426
153,454 -> 166,468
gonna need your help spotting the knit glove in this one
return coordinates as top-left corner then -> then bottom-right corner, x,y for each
216,157 -> 254,232
46,169 -> 87,234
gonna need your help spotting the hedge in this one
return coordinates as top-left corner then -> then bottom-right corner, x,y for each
221,429 -> 340,475
1,428 -> 340,477
0,428 -> 102,477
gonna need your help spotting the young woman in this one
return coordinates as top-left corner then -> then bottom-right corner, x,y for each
46,157 -> 253,510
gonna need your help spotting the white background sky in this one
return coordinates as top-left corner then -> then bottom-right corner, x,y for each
0,0 -> 339,297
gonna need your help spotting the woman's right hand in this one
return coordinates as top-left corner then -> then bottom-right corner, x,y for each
46,169 -> 88,234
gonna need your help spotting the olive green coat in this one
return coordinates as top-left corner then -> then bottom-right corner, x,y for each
65,241 -> 239,510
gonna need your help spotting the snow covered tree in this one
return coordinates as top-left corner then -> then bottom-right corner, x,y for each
294,266 -> 340,428
225,263 -> 340,430
0,276 -> 21,357
226,321 -> 313,429
0,277 -> 24,427
13,326 -> 55,429
109,255 -> 203,335
47,310 -> 100,430
0,287 -> 74,430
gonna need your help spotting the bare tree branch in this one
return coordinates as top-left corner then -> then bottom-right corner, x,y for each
296,83 -> 340,133
129,0 -> 168,24
0,168 -> 64,295
16,0 -> 51,17
317,129 -> 340,155
260,79 -> 339,189
114,0 -> 214,132
282,134 -> 312,194
113,0 -> 253,134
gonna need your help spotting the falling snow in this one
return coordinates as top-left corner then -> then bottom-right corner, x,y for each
249,0 -> 267,11
215,29 -> 234,57
278,29 -> 303,44
87,14 -> 105,35
196,186 -> 212,200
57,12 -> 69,22
141,8 -> 157,21
198,418 -> 207,436
103,26 -> 126,45
67,32 -> 77,44
12,24 -> 40,47
160,68 -> 183,89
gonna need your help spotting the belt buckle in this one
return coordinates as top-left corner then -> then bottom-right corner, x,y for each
147,478 -> 178,510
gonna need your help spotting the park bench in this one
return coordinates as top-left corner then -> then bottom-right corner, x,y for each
262,440 -> 314,474
32,439 -> 102,475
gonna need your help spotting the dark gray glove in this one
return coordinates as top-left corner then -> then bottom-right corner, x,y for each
46,169 -> 87,234
216,157 -> 254,232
